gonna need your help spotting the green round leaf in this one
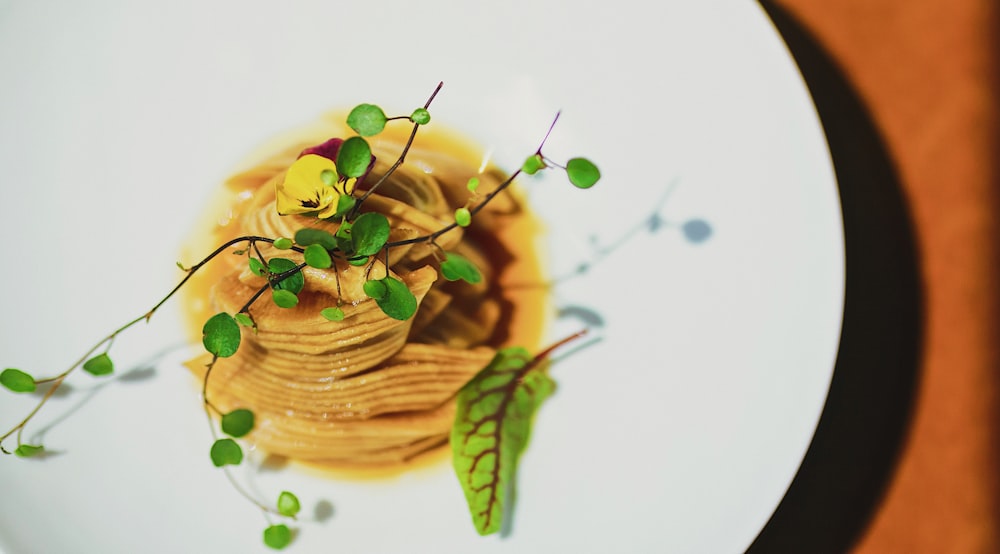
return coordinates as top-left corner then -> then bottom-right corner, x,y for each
566,157 -> 601,188
454,207 -> 471,228
249,257 -> 266,276
351,212 -> 391,256
1,368 -> 36,393
210,438 -> 243,467
234,313 -> 255,328
272,289 -> 299,309
347,255 -> 369,267
367,276 -> 417,321
268,258 -> 305,294
522,153 -> 545,175
221,408 -> 255,438
410,107 -> 431,125
202,313 -> 242,358
14,444 -> 43,458
303,243 -> 332,269
336,136 -> 373,178
440,252 -> 483,284
330,195 -> 357,220
263,524 -> 292,550
466,177 -> 480,192
363,279 -> 388,300
293,228 -> 338,251
347,103 -> 388,137
334,221 -> 354,253
82,353 -> 114,376
321,307 -> 345,321
277,491 -> 301,518
320,168 -> 337,186
273,237 -> 293,250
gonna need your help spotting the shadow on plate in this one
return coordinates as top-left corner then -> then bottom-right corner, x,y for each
746,3 -> 924,553
11,345 -> 174,457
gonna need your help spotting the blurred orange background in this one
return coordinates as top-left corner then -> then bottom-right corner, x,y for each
771,1 -> 998,552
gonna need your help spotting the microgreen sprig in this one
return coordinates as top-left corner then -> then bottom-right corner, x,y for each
1,83 -> 601,549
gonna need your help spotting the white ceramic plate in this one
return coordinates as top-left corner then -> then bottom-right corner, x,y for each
0,1 -> 842,553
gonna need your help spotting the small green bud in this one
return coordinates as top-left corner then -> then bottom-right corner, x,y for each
410,108 -> 431,125
522,154 -> 545,175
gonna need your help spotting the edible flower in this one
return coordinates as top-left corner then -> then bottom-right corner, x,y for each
275,154 -> 345,219
275,138 -> 367,219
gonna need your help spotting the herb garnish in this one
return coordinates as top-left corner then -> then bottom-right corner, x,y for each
1,82 -> 599,548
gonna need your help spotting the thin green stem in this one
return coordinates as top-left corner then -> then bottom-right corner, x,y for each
201,393 -> 280,516
0,235 -> 286,453
236,262 -> 308,315
536,111 -> 561,155
384,111 -> 561,250
334,264 -> 343,304
202,355 -> 222,415
350,82 -> 444,218
385,168 -> 522,249
1,314 -> 143,453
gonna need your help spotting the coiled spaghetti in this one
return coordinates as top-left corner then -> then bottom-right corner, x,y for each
183,115 -> 546,466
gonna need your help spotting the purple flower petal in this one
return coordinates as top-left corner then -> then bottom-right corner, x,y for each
298,137 -> 377,184
298,138 -> 344,162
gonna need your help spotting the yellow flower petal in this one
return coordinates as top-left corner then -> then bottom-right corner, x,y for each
342,177 -> 358,196
275,154 -> 342,217
316,197 -> 340,219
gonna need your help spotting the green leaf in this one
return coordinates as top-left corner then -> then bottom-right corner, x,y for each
202,313 -> 241,358
14,444 -> 43,458
440,253 -> 483,284
210,438 -> 243,467
362,279 -> 387,300
566,157 -> 601,188
221,409 -> 255,438
330,195 -> 357,219
336,136 -> 372,178
410,107 -> 431,125
347,103 -> 387,137
364,276 -> 417,320
268,258 -> 305,294
1,368 -> 36,393
272,237 -> 293,250
321,307 -> 345,321
466,177 -> 480,192
249,257 -> 266,276
347,255 -> 369,267
263,524 -> 292,550
303,243 -> 332,269
293,228 -> 338,251
320,168 -> 337,186
334,221 -> 354,254
451,347 -> 555,536
351,212 -> 390,256
277,491 -> 301,518
272,289 -> 299,309
522,153 -> 545,175
82,353 -> 114,376
454,207 -> 471,228
234,313 -> 255,328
